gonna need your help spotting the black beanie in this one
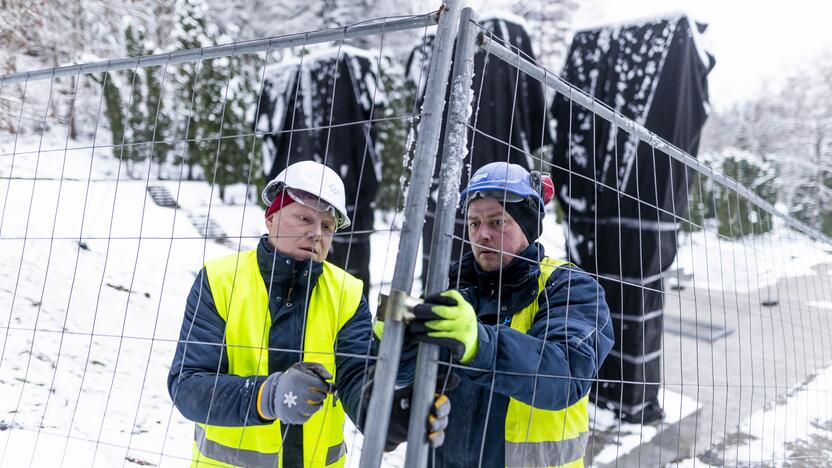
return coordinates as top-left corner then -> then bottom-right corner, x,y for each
503,200 -> 543,243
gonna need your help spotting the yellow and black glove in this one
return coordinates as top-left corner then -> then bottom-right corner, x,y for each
427,393 -> 452,447
380,372 -> 459,451
408,290 -> 479,363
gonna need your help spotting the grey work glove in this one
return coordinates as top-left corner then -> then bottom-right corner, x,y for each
258,361 -> 334,424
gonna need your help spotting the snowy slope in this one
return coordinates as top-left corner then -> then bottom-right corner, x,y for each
0,135 -> 236,466
0,129 -> 415,466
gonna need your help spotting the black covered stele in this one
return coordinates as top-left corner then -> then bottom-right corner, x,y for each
551,15 -> 714,421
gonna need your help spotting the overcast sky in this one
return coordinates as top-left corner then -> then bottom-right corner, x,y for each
466,0 -> 832,111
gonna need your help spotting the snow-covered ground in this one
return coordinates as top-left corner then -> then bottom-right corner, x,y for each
671,225 -> 832,295
0,136 -> 246,466
2,128 -> 832,467
590,389 -> 700,465
676,363 -> 832,467
0,131 -> 417,467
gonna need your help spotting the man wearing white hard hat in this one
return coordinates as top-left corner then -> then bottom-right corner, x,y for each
169,161 -> 451,467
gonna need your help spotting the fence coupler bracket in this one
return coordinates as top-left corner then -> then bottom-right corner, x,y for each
377,289 -> 422,322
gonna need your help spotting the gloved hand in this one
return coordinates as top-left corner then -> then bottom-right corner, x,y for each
372,319 -> 418,354
258,361 -> 334,424
408,290 -> 479,363
366,373 -> 459,451
427,393 -> 452,446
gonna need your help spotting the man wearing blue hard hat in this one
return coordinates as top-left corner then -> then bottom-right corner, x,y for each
406,161 -> 615,467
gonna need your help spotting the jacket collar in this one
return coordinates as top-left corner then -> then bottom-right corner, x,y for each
256,235 -> 324,295
450,243 -> 546,319
451,243 -> 545,292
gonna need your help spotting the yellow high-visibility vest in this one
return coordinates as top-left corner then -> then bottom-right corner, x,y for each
504,258 -> 589,468
192,249 -> 363,468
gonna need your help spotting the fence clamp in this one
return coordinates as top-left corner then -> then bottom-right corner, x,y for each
377,289 -> 422,322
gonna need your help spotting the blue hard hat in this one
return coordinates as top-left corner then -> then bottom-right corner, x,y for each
460,162 -> 544,213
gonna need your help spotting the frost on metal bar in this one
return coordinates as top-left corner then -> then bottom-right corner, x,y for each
0,13 -> 440,86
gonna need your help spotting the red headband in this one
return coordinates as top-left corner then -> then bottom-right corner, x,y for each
541,175 -> 555,205
265,191 -> 295,219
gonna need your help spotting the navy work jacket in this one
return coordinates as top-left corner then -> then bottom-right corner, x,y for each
168,236 -> 379,466
433,243 -> 614,467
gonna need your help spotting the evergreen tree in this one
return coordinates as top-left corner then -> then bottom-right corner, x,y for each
124,25 -> 147,178
702,52 -> 832,238
705,149 -> 777,238
318,0 -> 369,29
822,171 -> 832,236
210,55 -> 259,202
681,172 -> 713,233
375,58 -> 415,210
194,56 -> 227,189
145,65 -> 173,179
174,0 -> 212,181
94,72 -> 126,158
174,0 -> 261,201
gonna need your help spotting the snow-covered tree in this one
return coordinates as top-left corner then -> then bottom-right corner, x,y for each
124,25 -> 148,177
173,0 -> 212,180
702,148 -> 777,238
702,51 -> 832,237
209,55 -> 260,202
172,0 -> 261,200
680,171 -> 713,233
375,56 -> 415,210
511,0 -> 581,72
94,71 -> 126,157
777,56 -> 832,235
145,64 -> 173,179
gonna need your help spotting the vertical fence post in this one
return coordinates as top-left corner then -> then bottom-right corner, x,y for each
403,7 -> 479,468
358,1 -> 463,466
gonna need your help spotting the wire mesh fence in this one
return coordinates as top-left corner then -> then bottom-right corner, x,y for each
460,17 -> 832,467
0,9 -> 446,468
1,5 -> 832,468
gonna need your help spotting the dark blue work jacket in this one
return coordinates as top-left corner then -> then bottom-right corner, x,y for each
168,236 -> 378,466
433,243 -> 614,467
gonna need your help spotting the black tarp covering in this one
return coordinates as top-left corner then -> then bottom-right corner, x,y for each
551,16 -> 714,419
255,46 -> 385,296
407,15 -> 554,289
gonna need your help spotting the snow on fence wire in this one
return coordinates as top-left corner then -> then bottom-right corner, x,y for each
451,19 -> 832,467
0,7 -> 457,467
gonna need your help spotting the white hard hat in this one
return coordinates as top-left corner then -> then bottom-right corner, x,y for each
261,160 -> 351,230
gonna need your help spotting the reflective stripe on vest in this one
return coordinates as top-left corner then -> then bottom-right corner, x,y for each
504,258 -> 590,468
505,433 -> 589,468
192,249 -> 363,468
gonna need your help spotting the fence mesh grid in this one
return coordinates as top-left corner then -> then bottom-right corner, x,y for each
0,11 -> 443,467
461,22 -> 832,467
1,8 -> 832,468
